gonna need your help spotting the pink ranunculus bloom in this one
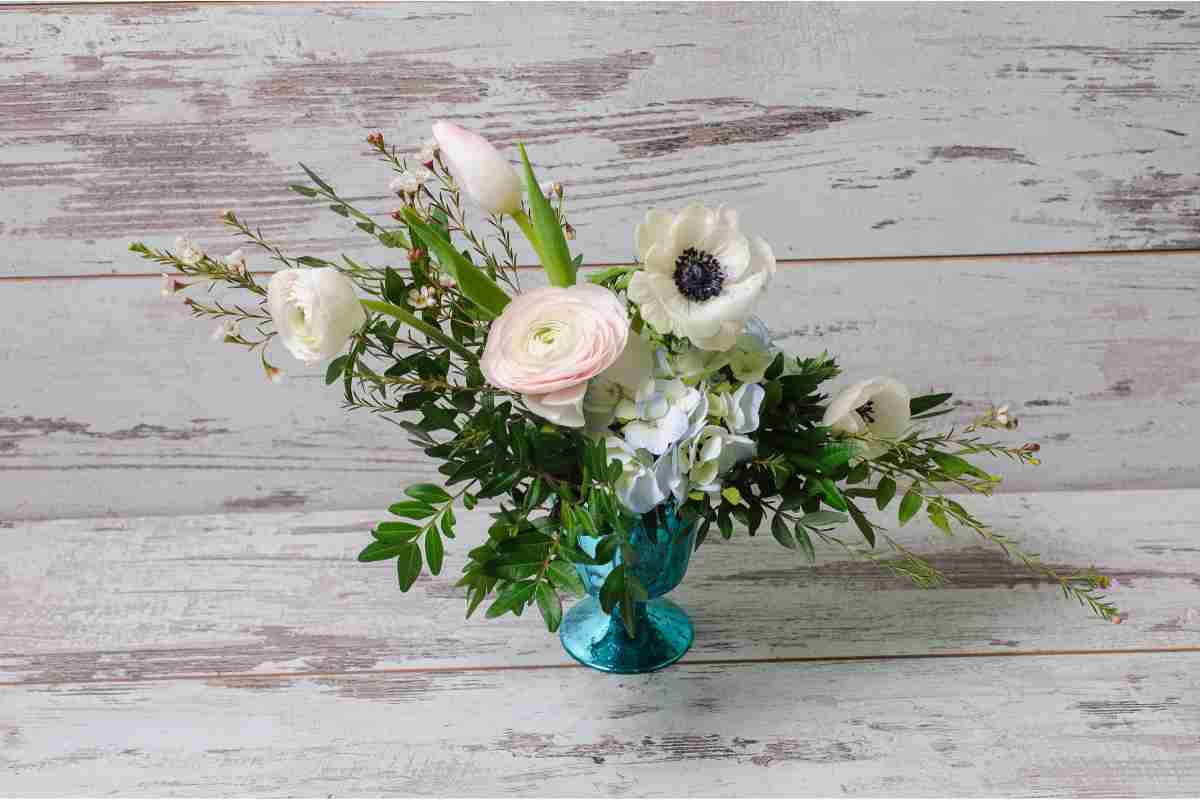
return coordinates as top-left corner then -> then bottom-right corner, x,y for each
480,284 -> 631,428
431,121 -> 523,216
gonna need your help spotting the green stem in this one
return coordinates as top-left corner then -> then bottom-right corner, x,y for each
361,299 -> 478,363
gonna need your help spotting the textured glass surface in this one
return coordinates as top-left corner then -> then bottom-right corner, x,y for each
559,501 -> 698,673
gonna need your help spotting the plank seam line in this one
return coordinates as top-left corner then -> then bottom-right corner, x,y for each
5,246 -> 1200,283
5,645 -> 1199,687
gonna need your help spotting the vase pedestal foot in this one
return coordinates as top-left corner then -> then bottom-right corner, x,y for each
559,596 -> 694,674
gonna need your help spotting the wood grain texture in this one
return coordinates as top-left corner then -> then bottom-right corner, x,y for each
3,253 -> 1197,520
3,490 -> 1199,683
2,2 -> 1200,276
3,652 -> 1199,796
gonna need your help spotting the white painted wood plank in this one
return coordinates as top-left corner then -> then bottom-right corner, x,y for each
3,253 -> 1197,520
2,490 -> 1198,684
2,2 -> 1199,275
3,652 -> 1198,796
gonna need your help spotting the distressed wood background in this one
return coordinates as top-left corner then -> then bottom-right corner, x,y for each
1,2 -> 1199,796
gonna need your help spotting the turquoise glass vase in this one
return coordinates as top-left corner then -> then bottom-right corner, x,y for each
559,502 -> 698,673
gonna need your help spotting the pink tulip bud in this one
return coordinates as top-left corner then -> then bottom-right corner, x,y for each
431,121 -> 523,216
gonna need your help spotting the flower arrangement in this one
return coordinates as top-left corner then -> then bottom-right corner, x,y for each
132,122 -> 1117,647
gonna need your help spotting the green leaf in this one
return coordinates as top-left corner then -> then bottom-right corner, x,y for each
298,162 -> 333,193
372,521 -> 421,542
324,354 -> 349,386
910,392 -> 953,416
846,461 -> 870,485
357,540 -> 409,562
799,511 -> 848,528
399,208 -> 509,318
517,144 -> 575,287
876,476 -> 897,510
388,500 -> 437,519
288,183 -> 319,198
296,256 -> 333,268
547,560 -> 586,597
818,478 -> 848,511
406,483 -> 451,504
817,443 -> 859,473
594,535 -> 618,565
928,502 -> 952,535
425,529 -> 444,575
485,581 -> 535,619
362,299 -> 478,363
535,583 -> 563,633
771,513 -> 797,549
599,564 -> 625,614
930,452 -> 973,478
847,503 -> 876,547
395,543 -> 422,591
440,507 -> 456,539
898,487 -> 923,526
792,522 -> 816,562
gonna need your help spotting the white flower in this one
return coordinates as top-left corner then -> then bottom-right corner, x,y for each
160,273 -> 187,297
174,236 -> 203,266
416,138 -> 438,167
432,121 -> 523,216
823,377 -> 912,459
606,436 -> 667,514
223,249 -> 247,275
408,286 -> 437,309
654,442 -> 690,505
480,284 -> 630,429
390,168 -> 430,196
709,383 -> 764,434
582,333 -> 656,435
211,319 -> 239,342
619,379 -> 707,456
266,268 -> 367,365
726,317 -> 778,383
687,425 -> 756,494
628,203 -> 776,351
539,180 -> 563,198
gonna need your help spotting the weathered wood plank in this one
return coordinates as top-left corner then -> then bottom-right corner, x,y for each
2,2 -> 1200,275
2,490 -> 1198,684
2,652 -> 1198,796
2,253 -> 1197,520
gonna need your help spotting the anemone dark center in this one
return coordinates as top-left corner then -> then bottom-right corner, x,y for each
857,400 -> 876,424
673,247 -> 725,302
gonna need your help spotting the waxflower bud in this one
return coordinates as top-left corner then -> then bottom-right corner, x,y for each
366,132 -> 384,147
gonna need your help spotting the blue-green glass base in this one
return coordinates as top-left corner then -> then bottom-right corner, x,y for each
559,596 -> 694,674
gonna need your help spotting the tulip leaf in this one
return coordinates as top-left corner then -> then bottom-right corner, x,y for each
399,208 -> 509,318
910,392 -> 953,416
361,299 -> 478,363
517,144 -> 575,287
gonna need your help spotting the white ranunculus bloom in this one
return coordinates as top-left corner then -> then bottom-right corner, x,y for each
628,203 -> 776,351
480,284 -> 630,429
606,436 -> 667,514
267,268 -> 367,365
432,121 -> 523,216
687,425 -> 757,495
823,377 -> 912,459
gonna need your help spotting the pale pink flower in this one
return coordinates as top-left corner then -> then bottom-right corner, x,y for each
431,121 -> 522,215
480,284 -> 630,427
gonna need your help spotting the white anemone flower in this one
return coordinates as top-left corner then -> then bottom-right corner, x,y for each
823,377 -> 912,459
687,425 -> 757,495
628,203 -> 776,351
606,436 -> 667,514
